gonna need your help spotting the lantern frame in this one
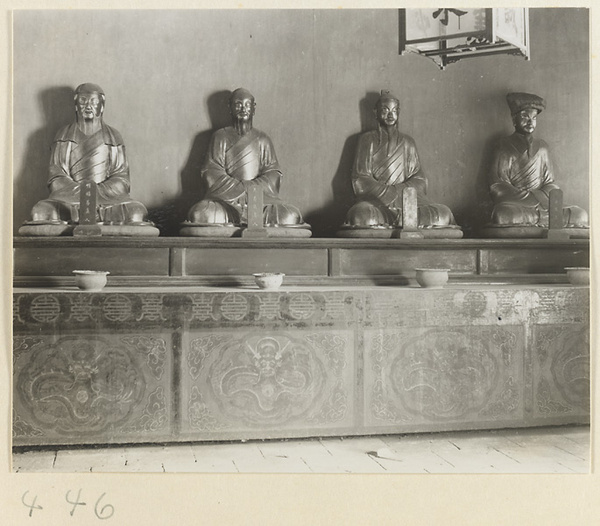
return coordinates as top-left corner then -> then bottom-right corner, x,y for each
399,8 -> 530,70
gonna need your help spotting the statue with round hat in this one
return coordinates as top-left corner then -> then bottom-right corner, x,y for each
338,90 -> 461,239
19,83 -> 158,237
482,92 -> 589,238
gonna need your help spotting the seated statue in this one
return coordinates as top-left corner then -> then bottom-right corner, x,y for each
487,92 -> 588,232
182,88 -> 311,237
20,83 -> 157,236
340,90 -> 460,238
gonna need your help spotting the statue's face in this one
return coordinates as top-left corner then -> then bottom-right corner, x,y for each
230,95 -> 255,123
76,91 -> 103,120
513,108 -> 538,135
375,100 -> 399,127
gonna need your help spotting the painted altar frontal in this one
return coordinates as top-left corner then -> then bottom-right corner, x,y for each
13,284 -> 589,447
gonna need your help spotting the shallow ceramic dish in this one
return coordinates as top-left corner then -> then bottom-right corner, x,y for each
415,268 -> 450,289
253,272 -> 285,290
565,267 -> 590,286
73,270 -> 110,291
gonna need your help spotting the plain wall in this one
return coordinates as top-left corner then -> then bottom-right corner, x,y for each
13,8 -> 589,236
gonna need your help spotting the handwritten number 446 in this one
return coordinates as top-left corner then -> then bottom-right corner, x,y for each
22,490 -> 114,519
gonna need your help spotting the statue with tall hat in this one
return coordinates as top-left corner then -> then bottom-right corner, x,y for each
339,90 -> 461,238
19,83 -> 158,236
181,87 -> 311,237
484,92 -> 588,237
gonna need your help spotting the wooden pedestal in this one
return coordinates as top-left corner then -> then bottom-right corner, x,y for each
13,237 -> 590,287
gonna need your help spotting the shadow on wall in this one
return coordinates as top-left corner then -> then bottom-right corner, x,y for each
449,87 -> 513,237
452,133 -> 502,238
304,92 -> 381,237
13,86 -> 74,230
304,134 -> 357,237
147,90 -> 232,236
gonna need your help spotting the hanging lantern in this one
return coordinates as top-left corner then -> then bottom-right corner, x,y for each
399,8 -> 530,69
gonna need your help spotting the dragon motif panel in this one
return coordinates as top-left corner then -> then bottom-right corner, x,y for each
364,326 -> 524,427
13,333 -> 173,446
181,329 -> 353,436
532,324 -> 590,420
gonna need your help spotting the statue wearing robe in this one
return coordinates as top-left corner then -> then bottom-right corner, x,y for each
25,83 -> 151,228
188,126 -> 303,225
489,92 -> 588,228
186,88 -> 307,228
347,126 -> 456,228
31,122 -> 147,224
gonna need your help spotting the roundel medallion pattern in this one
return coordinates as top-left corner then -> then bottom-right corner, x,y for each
30,294 -> 61,323
102,295 -> 133,322
453,291 -> 489,318
219,293 -> 249,321
288,293 -> 316,320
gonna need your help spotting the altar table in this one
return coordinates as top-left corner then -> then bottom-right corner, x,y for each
13,283 -> 589,447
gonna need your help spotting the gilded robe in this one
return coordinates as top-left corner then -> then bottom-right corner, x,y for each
489,133 -> 587,227
31,122 -> 147,224
347,128 -> 455,227
188,126 -> 303,226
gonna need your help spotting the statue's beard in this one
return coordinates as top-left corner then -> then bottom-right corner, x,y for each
76,111 -> 102,135
377,121 -> 400,155
233,116 -> 253,135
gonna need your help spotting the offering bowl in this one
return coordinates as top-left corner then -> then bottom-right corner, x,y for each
253,272 -> 285,290
565,267 -> 590,286
73,270 -> 110,291
415,268 -> 449,289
